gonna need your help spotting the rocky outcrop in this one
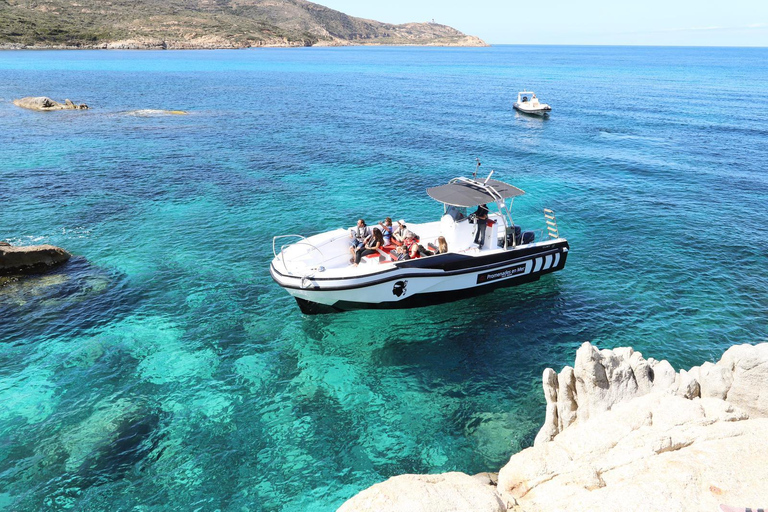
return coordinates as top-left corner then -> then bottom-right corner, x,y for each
12,97 -> 88,111
497,342 -> 768,511
0,243 -> 71,275
337,472 -> 505,512
498,395 -> 768,511
339,342 -> 768,511
534,342 -> 768,444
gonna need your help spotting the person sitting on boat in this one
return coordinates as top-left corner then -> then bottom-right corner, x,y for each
392,220 -> 408,245
392,230 -> 419,260
378,217 -> 394,245
473,204 -> 489,248
403,231 -> 421,259
349,219 -> 372,258
414,235 -> 448,257
436,236 -> 448,254
353,228 -> 384,266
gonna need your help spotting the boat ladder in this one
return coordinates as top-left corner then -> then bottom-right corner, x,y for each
544,208 -> 560,239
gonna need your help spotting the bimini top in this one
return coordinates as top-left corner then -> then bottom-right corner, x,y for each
427,177 -> 525,207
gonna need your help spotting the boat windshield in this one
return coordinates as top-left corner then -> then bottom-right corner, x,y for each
445,205 -> 467,220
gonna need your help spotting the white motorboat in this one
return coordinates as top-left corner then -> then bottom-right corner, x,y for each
513,91 -> 551,116
270,166 -> 569,314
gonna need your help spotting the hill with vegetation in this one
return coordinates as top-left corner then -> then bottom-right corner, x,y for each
0,0 -> 486,48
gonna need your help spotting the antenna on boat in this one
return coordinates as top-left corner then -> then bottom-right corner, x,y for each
473,158 -> 481,179
484,170 -> 495,185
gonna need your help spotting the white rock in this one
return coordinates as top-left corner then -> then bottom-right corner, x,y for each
649,358 -> 677,392
556,366 -> 577,432
574,342 -> 639,422
337,472 -> 505,512
499,393 -> 768,511
676,369 -> 701,399
698,361 -> 733,399
533,369 -> 559,446
629,351 -> 654,394
720,344 -> 768,417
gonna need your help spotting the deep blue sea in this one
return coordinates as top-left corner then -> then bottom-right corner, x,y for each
1,45 -> 767,511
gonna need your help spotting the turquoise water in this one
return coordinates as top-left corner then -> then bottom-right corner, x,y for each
1,45 -> 767,510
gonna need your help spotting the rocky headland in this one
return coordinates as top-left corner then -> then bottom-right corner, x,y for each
340,342 -> 768,511
0,242 -> 71,275
0,0 -> 486,49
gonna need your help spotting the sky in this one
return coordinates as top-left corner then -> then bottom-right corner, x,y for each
315,0 -> 768,46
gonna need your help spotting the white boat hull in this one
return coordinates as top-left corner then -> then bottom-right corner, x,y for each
270,239 -> 569,314
514,103 -> 551,116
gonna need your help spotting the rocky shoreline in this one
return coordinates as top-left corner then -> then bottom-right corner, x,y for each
0,38 -> 486,50
340,342 -> 768,511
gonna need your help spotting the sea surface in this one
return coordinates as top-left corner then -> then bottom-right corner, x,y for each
1,45 -> 767,511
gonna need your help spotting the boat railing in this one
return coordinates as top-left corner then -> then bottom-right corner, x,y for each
272,234 -> 306,258
272,235 -> 326,273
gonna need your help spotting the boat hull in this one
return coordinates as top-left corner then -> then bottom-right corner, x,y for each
270,239 -> 569,314
514,103 -> 551,116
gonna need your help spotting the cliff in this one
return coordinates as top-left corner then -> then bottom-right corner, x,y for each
340,342 -> 768,512
0,0 -> 486,49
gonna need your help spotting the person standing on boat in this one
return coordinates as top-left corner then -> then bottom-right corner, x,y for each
349,219 -> 372,259
473,204 -> 489,248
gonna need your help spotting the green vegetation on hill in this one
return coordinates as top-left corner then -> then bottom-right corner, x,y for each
0,0 -> 486,48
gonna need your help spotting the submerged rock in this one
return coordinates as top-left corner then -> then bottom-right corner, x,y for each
124,109 -> 188,116
0,243 -> 71,276
12,97 -> 89,111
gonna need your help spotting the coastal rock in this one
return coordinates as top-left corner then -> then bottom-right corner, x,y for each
0,243 -> 71,275
497,394 -> 768,511
337,472 -> 505,512
499,341 -> 768,510
533,341 -> 768,443
720,343 -> 768,417
574,343 -> 641,422
12,97 -> 89,111
533,368 -> 560,445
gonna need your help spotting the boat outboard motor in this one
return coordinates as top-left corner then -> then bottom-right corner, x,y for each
507,225 -> 522,246
522,231 -> 535,244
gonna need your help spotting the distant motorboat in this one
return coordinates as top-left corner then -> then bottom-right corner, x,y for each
513,91 -> 551,116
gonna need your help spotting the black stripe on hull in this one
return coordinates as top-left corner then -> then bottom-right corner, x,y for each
293,252 -> 567,315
